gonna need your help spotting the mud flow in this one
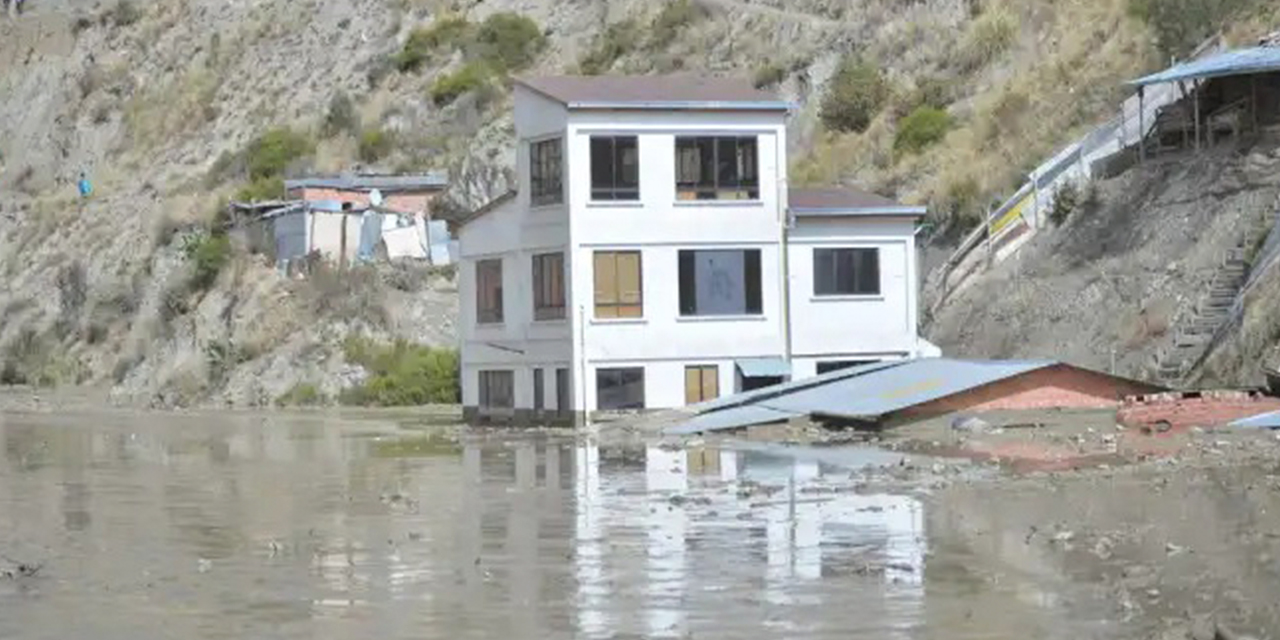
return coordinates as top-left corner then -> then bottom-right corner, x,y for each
1,411 -> 1277,638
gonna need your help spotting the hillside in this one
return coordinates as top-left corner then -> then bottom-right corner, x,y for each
0,0 -> 1277,405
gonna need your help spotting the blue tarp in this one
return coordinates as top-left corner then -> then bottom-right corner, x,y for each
1131,47 -> 1280,86
1230,410 -> 1280,430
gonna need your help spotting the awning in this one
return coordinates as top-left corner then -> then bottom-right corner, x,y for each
1230,410 -> 1280,429
1130,46 -> 1280,87
736,357 -> 791,378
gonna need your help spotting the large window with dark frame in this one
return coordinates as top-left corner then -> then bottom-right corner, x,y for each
532,252 -> 565,320
813,248 -> 880,296
530,138 -> 563,206
678,249 -> 763,316
596,367 -> 645,410
675,136 -> 759,201
589,136 -> 639,201
475,258 -> 504,324
478,370 -> 515,410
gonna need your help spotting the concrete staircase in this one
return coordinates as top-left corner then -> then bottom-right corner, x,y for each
1155,210 -> 1274,385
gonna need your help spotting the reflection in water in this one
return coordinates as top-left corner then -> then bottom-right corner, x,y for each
0,414 -> 1104,639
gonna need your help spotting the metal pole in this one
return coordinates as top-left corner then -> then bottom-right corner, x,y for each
578,304 -> 590,430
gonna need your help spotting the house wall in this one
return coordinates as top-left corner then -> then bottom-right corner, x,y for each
892,365 -> 1160,424
289,186 -> 440,214
272,210 -> 308,262
308,211 -> 364,263
786,216 -> 920,370
1117,390 -> 1280,431
565,109 -> 790,412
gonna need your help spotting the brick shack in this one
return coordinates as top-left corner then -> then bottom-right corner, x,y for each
284,173 -> 447,214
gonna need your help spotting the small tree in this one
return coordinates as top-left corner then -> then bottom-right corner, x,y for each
322,91 -> 357,137
1048,180 -> 1080,226
473,13 -> 546,72
894,106 -> 952,154
820,56 -> 889,134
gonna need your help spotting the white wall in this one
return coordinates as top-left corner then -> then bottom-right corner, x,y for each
308,212 -> 363,263
786,216 -> 920,364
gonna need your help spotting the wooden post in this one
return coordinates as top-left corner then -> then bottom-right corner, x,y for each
1194,81 -> 1202,151
1138,86 -> 1146,164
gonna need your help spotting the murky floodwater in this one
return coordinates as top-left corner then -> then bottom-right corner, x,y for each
0,409 -> 1136,639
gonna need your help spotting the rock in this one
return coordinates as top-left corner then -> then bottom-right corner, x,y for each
1189,615 -> 1216,640
1053,530 -> 1075,543
1165,542 -> 1188,555
951,415 -> 991,433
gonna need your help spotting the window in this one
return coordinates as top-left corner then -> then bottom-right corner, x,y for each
476,259 -> 504,324
533,369 -> 545,413
478,370 -> 515,410
593,251 -> 643,319
678,249 -> 762,316
684,365 -> 720,405
555,368 -> 570,415
814,248 -> 880,296
675,136 -> 759,200
596,367 -> 645,410
817,360 -> 877,375
532,252 -> 565,320
590,136 -> 639,201
530,138 -> 563,206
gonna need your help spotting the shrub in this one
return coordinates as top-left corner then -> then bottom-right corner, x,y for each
1127,0 -> 1251,58
578,19 -> 643,75
276,382 -> 327,407
960,7 -> 1016,71
339,336 -> 460,406
1048,180 -> 1079,226
894,106 -> 953,154
245,127 -> 313,180
820,56 -> 889,133
183,232 -> 232,291
649,0 -> 707,50
359,128 -> 395,163
430,61 -> 492,106
753,62 -> 786,89
235,176 -> 284,202
109,0 -> 142,27
473,12 -> 546,72
323,91 -> 358,137
395,15 -> 472,72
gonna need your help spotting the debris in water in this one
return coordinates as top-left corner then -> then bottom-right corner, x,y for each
197,558 -> 212,573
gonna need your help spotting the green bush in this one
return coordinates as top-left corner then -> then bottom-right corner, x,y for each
323,91 -> 358,137
649,0 -> 707,50
578,19 -> 643,75
1127,0 -> 1251,58
359,128 -> 395,163
276,382 -> 327,407
430,61 -> 493,106
1049,180 -> 1080,226
235,176 -> 284,202
753,62 -> 786,89
894,106 -> 953,154
395,15 -> 472,72
110,0 -> 142,27
473,12 -> 546,72
340,336 -> 460,406
820,56 -> 889,133
183,232 -> 232,291
245,127 -> 313,180
960,7 -> 1017,71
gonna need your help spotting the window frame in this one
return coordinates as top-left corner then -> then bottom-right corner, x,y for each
677,248 -> 763,317
593,250 -> 643,319
529,137 -> 563,207
532,252 -> 566,321
478,370 -> 515,410
589,136 -> 640,201
675,136 -> 760,201
475,258 -> 504,325
596,367 -> 646,411
813,247 -> 881,297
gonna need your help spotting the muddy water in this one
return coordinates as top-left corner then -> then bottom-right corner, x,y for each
0,410 -> 1132,639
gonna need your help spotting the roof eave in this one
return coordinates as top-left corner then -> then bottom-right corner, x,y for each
565,100 -> 792,112
791,206 -> 928,217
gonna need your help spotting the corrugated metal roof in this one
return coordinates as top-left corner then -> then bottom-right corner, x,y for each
789,187 -> 925,217
667,358 -> 1085,435
284,173 -> 448,192
1230,410 -> 1280,429
736,357 -> 792,378
1131,46 -> 1280,86
516,75 -> 790,111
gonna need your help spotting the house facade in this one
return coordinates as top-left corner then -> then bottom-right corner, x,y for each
457,75 -> 937,424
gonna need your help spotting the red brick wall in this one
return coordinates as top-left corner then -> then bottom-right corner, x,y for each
289,187 -> 438,214
1117,391 -> 1280,430
896,365 -> 1160,420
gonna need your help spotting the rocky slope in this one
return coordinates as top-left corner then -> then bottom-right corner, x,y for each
0,0 -> 1275,405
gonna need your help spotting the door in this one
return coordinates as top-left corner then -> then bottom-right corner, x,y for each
555,368 -> 570,415
533,369 -> 545,414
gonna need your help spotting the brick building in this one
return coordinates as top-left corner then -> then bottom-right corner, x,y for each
284,173 -> 447,214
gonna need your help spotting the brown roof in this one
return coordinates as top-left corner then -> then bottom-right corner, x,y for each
515,75 -> 788,111
788,187 -> 925,216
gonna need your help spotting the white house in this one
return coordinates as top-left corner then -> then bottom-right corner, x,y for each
457,75 -> 938,425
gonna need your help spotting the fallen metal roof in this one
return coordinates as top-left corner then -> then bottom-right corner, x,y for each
284,173 -> 448,192
1130,46 -> 1280,86
736,357 -> 791,378
667,358 -> 1149,435
1230,410 -> 1280,429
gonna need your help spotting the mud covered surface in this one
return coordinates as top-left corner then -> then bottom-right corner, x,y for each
1,407 -> 1279,638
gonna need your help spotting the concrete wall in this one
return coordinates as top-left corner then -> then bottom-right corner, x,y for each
1118,390 -> 1280,431
787,217 -> 920,363
893,365 -> 1159,423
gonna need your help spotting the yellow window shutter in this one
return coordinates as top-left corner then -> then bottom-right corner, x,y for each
594,253 -> 617,306
685,367 -> 701,405
618,252 -> 642,306
702,366 -> 719,401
